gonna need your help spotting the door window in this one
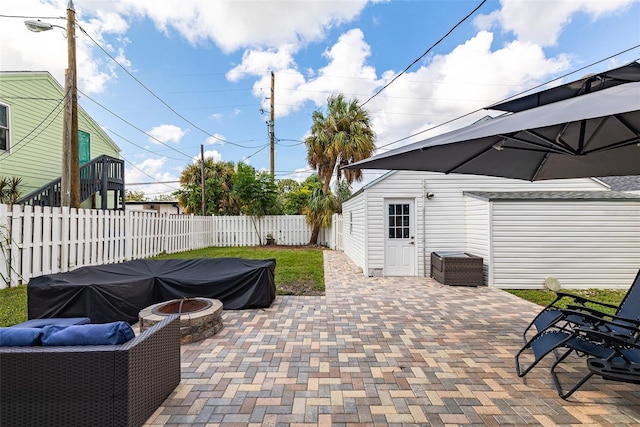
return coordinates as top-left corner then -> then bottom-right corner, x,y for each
388,203 -> 410,239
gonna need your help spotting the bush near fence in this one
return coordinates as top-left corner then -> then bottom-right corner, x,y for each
0,204 -> 343,288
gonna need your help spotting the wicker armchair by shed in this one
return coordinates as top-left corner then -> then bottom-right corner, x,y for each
0,315 -> 181,427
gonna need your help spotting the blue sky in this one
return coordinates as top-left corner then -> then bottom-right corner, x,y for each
1,0 -> 639,199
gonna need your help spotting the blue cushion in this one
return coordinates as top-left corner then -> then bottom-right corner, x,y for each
41,322 -> 135,346
12,317 -> 91,328
0,327 -> 43,346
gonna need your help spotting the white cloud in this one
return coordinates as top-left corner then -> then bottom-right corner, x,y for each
205,134 -> 226,146
114,0 -> 368,53
192,150 -> 222,164
0,0 -> 130,94
368,31 -> 571,149
147,124 -> 188,145
475,0 -> 637,46
125,157 -> 179,199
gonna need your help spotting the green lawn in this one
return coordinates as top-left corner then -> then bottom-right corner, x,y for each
0,246 -> 325,327
505,288 -> 626,315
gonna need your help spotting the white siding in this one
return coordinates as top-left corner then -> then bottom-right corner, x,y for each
342,191 -> 368,274
490,200 -> 640,289
350,170 -> 608,277
464,196 -> 491,283
364,173 -> 423,276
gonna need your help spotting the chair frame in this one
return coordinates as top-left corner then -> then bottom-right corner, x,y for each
516,311 -> 640,398
522,269 -> 640,343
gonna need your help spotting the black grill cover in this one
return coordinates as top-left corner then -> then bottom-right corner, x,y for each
28,258 -> 276,324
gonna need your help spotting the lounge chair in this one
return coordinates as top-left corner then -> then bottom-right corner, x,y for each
515,313 -> 640,398
522,269 -> 640,343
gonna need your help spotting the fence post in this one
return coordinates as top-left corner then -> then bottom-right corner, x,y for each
0,204 -> 10,288
124,210 -> 133,261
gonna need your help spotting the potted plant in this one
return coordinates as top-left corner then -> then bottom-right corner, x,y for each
265,233 -> 275,245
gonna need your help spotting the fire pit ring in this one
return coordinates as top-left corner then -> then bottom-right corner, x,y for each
151,297 -> 213,316
139,297 -> 223,344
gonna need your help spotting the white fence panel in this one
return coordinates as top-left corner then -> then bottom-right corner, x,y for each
0,205 -> 344,288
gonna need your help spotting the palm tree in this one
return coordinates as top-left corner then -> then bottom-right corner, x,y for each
0,176 -> 22,205
305,94 -> 375,243
175,159 -> 237,215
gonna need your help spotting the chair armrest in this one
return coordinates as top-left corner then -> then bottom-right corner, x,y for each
560,308 -> 640,330
575,326 -> 640,350
555,291 -> 618,310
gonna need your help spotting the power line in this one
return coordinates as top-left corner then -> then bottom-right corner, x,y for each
0,90 -> 67,158
77,23 -> 260,149
374,47 -> 640,152
362,0 -> 487,107
78,89 -> 193,160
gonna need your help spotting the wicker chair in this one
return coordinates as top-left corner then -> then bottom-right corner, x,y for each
0,315 -> 181,427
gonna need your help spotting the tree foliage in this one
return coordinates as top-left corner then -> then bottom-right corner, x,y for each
174,159 -> 237,215
304,94 -> 375,243
0,176 -> 22,204
125,190 -> 146,202
231,163 -> 279,218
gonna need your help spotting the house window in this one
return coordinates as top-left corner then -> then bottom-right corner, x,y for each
0,104 -> 8,151
349,211 -> 353,234
388,203 -> 410,239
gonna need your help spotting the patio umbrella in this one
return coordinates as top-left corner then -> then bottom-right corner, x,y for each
346,80 -> 640,181
489,60 -> 640,113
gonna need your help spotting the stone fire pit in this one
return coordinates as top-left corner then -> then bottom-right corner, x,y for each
139,297 -> 223,344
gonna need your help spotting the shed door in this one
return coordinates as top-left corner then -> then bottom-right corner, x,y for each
384,200 -> 415,276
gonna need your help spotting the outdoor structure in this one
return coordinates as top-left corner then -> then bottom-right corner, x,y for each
0,71 -> 124,209
126,200 -> 183,214
341,170 -> 640,288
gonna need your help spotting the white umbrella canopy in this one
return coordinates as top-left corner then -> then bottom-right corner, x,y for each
348,80 -> 640,181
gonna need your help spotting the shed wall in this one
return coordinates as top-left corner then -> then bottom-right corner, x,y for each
490,200 -> 640,289
342,190 -> 367,273
345,170 -> 609,277
464,196 -> 491,283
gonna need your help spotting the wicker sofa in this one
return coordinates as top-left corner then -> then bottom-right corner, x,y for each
0,315 -> 181,427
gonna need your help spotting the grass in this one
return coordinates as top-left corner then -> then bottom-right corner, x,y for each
0,286 -> 28,327
505,288 -> 626,315
0,245 -> 325,327
152,246 -> 325,296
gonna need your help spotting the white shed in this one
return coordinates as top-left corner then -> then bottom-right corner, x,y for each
341,170 -> 640,289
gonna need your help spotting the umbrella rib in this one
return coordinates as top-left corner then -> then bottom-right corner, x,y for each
500,133 -> 574,155
530,152 -> 550,181
584,135 -> 640,154
578,117 -> 608,153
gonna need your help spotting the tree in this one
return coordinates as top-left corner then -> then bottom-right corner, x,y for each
0,176 -> 22,204
302,188 -> 338,244
232,163 -> 279,243
305,94 -> 375,243
125,190 -> 146,201
277,175 -> 321,215
334,179 -> 352,214
174,159 -> 237,215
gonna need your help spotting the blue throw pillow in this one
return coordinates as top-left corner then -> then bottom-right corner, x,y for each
41,322 -> 135,346
0,327 -> 43,346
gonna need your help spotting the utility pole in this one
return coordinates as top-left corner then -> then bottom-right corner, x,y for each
200,144 -> 206,215
269,71 -> 275,179
67,0 -> 79,209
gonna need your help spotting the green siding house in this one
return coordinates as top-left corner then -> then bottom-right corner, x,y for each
0,71 -> 122,208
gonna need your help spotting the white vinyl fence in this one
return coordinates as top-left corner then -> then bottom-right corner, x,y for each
0,204 -> 343,288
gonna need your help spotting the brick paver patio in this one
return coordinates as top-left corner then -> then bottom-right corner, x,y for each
146,251 -> 640,426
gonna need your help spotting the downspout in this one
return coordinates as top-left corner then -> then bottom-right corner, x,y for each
422,179 -> 427,277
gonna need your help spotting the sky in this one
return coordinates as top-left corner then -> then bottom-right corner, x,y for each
1,0 -> 639,199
